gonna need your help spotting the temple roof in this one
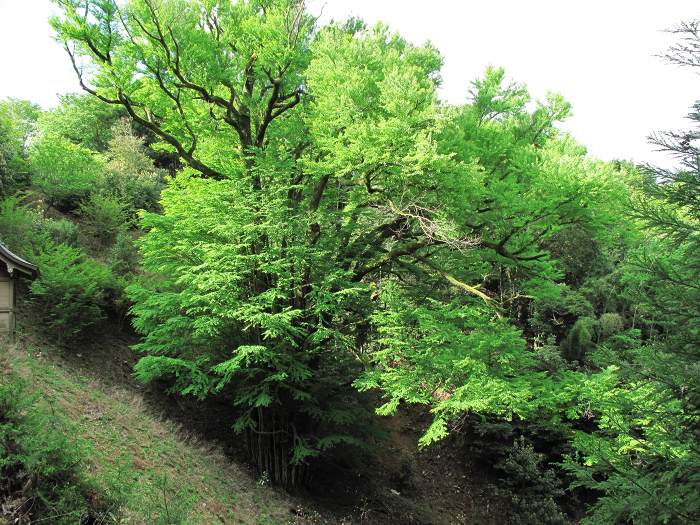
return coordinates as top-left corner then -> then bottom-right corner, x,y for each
0,243 -> 38,278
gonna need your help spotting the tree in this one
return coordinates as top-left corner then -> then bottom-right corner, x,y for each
31,244 -> 116,343
563,20 -> 700,524
53,0 -> 455,484
52,0 -> 625,487
0,98 -> 41,195
29,134 -> 103,212
51,0 -> 312,180
37,92 -> 123,151
355,70 -> 626,445
98,119 -> 165,215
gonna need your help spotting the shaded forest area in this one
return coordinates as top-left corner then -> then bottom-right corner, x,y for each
1,1 -> 699,524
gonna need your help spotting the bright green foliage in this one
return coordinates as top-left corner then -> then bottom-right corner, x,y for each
29,134 -> 103,212
0,195 -> 128,342
565,342 -> 700,524
38,92 -> 123,151
31,244 -> 116,342
51,0 -> 315,178
438,67 -> 626,283
79,193 -> 129,246
34,2 -> 700,522
0,196 -> 81,255
562,21 -> 700,524
0,98 -> 41,194
98,119 -> 165,215
0,197 -> 47,256
562,239 -> 700,522
355,69 -> 625,446
51,0 -> 630,486
355,283 -> 543,446
53,0 -> 460,483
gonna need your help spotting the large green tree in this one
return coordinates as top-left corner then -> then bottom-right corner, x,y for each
356,69 -> 628,445
52,0 -> 625,486
52,0 -> 455,483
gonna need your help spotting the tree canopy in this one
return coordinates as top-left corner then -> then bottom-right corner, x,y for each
4,2 -> 687,521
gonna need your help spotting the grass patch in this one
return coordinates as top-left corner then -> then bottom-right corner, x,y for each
0,374 -> 119,524
1,337 -> 305,524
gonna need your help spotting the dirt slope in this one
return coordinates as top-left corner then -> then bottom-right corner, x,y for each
2,312 -> 503,524
1,332 -> 323,524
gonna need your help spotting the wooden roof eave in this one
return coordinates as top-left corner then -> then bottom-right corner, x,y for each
0,244 -> 38,279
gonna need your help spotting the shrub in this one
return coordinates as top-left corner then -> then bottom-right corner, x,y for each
29,135 -> 103,212
0,198 -> 127,339
0,375 -> 117,524
533,336 -> 569,375
79,193 -> 129,247
0,199 -> 85,256
108,231 -> 140,277
103,232 -> 140,327
493,437 -> 567,525
561,317 -> 597,363
42,217 -> 80,247
97,119 -> 165,215
0,196 -> 46,256
30,244 -> 116,342
598,312 -> 624,339
531,288 -> 595,341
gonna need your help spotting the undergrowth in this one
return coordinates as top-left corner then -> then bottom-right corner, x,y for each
1,335 -> 305,525
0,374 -> 120,524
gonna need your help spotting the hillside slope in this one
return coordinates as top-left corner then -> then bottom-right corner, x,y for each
2,311 -> 506,525
1,330 -> 324,524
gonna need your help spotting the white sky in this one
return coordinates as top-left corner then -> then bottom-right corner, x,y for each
1,0 -> 698,167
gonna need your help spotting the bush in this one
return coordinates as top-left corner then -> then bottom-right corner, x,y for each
108,231 -> 140,277
533,336 -> 569,375
30,244 -> 116,342
0,375 -> 117,524
29,135 -> 102,212
0,198 -> 84,255
493,437 -> 567,525
79,193 -> 129,247
561,317 -> 597,363
531,288 -> 595,341
0,196 -> 46,256
598,312 -> 624,339
97,119 -> 165,215
42,217 -> 80,247
0,197 -> 128,340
